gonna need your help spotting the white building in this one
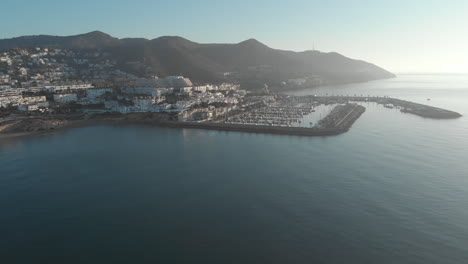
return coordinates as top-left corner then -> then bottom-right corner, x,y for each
22,96 -> 47,104
132,96 -> 166,111
193,86 -> 208,93
0,95 -> 22,108
122,87 -> 173,97
179,87 -> 193,94
44,83 -> 93,93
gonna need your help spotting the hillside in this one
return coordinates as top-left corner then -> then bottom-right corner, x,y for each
0,31 -> 395,90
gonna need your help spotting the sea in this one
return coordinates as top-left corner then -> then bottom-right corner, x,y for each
1,74 -> 467,263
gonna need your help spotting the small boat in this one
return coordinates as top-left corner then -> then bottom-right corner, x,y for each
427,98 -> 431,101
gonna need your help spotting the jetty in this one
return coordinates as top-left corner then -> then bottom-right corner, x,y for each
304,95 -> 462,119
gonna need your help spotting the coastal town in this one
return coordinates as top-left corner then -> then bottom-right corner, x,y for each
0,47 -> 246,121
0,47 -> 462,137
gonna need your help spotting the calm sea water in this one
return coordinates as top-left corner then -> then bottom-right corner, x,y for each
1,74 -> 468,263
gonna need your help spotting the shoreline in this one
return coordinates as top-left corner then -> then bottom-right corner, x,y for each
1,91 -> 463,143
0,120 -> 349,141
0,105 -> 366,141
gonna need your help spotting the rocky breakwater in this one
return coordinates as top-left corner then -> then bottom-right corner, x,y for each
308,96 -> 462,119
387,99 -> 462,119
318,103 -> 366,132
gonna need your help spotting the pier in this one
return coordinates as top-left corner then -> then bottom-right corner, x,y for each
302,95 -> 462,119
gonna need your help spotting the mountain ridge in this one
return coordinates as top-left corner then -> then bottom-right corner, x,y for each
0,31 -> 396,89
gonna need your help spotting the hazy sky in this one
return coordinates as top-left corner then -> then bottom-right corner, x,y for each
2,0 -> 467,73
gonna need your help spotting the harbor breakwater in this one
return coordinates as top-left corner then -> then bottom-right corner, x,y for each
308,96 -> 462,119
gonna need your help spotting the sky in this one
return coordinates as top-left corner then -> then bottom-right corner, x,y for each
2,0 -> 467,73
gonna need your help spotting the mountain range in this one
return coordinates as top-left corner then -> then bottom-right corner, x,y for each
0,31 -> 395,90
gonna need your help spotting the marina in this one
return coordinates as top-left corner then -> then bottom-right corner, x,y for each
226,105 -> 316,127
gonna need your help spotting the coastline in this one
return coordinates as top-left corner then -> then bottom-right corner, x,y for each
0,120 -> 347,142
0,105 -> 366,142
1,91 -> 463,143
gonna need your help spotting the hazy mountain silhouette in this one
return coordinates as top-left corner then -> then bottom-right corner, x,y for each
0,31 -> 120,50
0,31 -> 395,88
